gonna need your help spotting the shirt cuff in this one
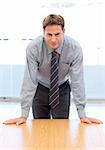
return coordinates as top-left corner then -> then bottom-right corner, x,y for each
21,108 -> 30,118
77,108 -> 86,118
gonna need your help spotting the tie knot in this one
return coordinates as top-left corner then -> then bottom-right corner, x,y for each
52,51 -> 58,59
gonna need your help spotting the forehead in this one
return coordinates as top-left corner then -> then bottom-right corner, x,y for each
44,25 -> 63,33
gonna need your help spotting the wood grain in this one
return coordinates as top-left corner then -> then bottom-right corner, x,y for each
0,119 -> 105,150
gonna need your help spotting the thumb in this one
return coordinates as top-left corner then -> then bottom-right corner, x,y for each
16,119 -> 26,126
81,118 -> 92,124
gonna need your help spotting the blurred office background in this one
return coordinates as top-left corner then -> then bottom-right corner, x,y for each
0,0 -> 105,100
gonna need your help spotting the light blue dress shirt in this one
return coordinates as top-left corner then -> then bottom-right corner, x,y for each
21,35 -> 86,118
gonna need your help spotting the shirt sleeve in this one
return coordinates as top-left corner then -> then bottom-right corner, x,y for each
20,44 -> 38,118
69,43 -> 87,118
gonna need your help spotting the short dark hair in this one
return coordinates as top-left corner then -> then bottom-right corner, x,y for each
43,14 -> 65,30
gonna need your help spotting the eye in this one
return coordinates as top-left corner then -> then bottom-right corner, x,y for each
55,33 -> 60,36
47,33 -> 52,37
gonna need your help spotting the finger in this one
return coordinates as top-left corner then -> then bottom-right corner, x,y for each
3,119 -> 17,125
98,120 -> 103,124
85,121 -> 92,124
91,119 -> 103,124
84,118 -> 103,124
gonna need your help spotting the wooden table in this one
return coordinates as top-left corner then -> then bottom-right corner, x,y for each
0,119 -> 105,150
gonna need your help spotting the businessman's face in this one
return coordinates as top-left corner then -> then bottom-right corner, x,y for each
44,25 -> 65,49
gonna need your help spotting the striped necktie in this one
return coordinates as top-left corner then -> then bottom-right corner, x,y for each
49,51 -> 59,108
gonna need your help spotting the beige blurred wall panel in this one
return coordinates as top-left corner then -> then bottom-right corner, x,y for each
0,119 -> 105,150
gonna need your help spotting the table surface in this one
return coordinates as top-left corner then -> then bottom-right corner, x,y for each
0,119 -> 105,150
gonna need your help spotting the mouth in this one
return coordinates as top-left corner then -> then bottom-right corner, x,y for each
50,45 -> 58,49
50,42 -> 58,47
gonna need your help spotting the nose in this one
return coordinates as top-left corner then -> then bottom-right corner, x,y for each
51,35 -> 56,42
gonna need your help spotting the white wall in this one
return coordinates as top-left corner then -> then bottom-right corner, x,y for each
0,0 -> 105,98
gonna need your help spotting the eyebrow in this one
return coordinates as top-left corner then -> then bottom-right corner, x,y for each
47,32 -> 61,36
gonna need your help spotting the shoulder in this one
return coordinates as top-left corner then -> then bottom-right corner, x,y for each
64,35 -> 82,56
26,36 -> 44,55
64,35 -> 82,49
27,36 -> 43,49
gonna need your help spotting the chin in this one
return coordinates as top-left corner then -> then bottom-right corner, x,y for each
51,46 -> 59,49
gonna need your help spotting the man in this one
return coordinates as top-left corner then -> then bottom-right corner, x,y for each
3,14 -> 102,125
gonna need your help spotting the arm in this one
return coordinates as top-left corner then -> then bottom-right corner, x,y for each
70,43 -> 103,124
3,42 -> 39,125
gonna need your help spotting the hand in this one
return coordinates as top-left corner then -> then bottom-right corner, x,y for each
3,117 -> 27,125
80,117 -> 103,124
